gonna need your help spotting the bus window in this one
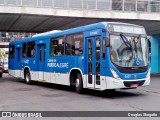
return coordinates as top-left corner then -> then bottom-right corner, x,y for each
96,38 -> 100,60
22,43 -> 27,58
75,34 -> 83,55
102,37 -> 106,59
88,63 -> 92,84
50,37 -> 64,56
88,40 -> 92,61
65,33 -> 83,55
27,41 -> 35,57
40,46 -> 42,61
9,45 -> 15,59
96,62 -> 100,84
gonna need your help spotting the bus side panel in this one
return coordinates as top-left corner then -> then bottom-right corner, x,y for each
9,57 -> 16,77
43,39 -> 54,83
15,46 -> 22,78
46,56 -> 73,85
21,40 -> 39,81
9,44 -> 16,77
45,55 -> 85,86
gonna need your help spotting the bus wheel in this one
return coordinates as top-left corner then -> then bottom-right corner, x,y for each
25,70 -> 32,85
75,73 -> 83,94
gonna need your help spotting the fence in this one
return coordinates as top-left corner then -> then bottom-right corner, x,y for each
0,0 -> 159,12
0,32 -> 35,42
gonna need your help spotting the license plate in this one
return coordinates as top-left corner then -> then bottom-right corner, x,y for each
131,84 -> 138,88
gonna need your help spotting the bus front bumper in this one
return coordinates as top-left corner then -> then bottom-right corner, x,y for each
103,76 -> 150,90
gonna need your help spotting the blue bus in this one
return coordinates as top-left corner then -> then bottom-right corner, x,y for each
9,22 -> 150,93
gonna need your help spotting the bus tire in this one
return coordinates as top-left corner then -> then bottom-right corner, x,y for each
75,73 -> 83,94
25,70 -> 32,85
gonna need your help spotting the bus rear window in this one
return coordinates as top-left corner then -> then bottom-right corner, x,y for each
9,45 -> 15,59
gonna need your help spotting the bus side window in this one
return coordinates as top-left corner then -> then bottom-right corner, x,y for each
50,37 -> 64,56
102,37 -> 106,59
75,39 -> 83,55
65,33 -> 84,56
96,38 -> 100,60
22,43 -> 27,57
40,46 -> 42,61
65,35 -> 75,55
27,41 -> 35,57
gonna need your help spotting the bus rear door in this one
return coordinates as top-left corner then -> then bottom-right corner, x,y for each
87,37 -> 101,89
37,44 -> 45,81
15,46 -> 22,78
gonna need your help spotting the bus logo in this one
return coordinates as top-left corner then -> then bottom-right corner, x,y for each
134,75 -> 137,79
135,58 -> 141,66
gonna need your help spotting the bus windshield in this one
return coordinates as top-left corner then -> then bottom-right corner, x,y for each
110,34 -> 149,67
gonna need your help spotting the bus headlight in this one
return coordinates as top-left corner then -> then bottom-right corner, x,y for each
110,69 -> 120,79
146,68 -> 151,78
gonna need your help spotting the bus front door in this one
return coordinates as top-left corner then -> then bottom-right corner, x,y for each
38,44 -> 45,81
87,37 -> 101,89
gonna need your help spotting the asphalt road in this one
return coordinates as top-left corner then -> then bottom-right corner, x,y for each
0,73 -> 160,120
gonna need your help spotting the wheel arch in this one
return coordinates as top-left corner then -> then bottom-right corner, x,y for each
23,66 -> 30,78
69,68 -> 83,86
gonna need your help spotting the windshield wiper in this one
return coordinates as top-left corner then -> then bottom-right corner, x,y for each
119,33 -> 134,62
120,33 -> 132,49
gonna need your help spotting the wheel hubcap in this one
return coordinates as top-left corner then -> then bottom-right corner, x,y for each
26,74 -> 29,82
75,79 -> 79,87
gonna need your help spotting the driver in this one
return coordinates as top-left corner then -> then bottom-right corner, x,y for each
110,45 -> 117,62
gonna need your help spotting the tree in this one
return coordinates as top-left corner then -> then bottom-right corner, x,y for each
0,48 -> 7,62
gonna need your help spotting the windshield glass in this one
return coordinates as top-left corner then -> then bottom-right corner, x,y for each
110,35 -> 149,67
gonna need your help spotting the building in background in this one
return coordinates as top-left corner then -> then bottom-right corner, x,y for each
0,32 -> 36,64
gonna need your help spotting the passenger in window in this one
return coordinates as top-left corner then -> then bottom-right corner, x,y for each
57,47 -> 63,56
60,47 -> 64,55
31,46 -> 35,57
23,49 -> 27,57
23,53 -> 26,57
57,49 -> 61,56
79,47 -> 83,54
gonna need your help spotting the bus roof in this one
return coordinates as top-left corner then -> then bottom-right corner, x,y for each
32,30 -> 62,37
9,22 -> 107,44
9,22 -> 145,45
